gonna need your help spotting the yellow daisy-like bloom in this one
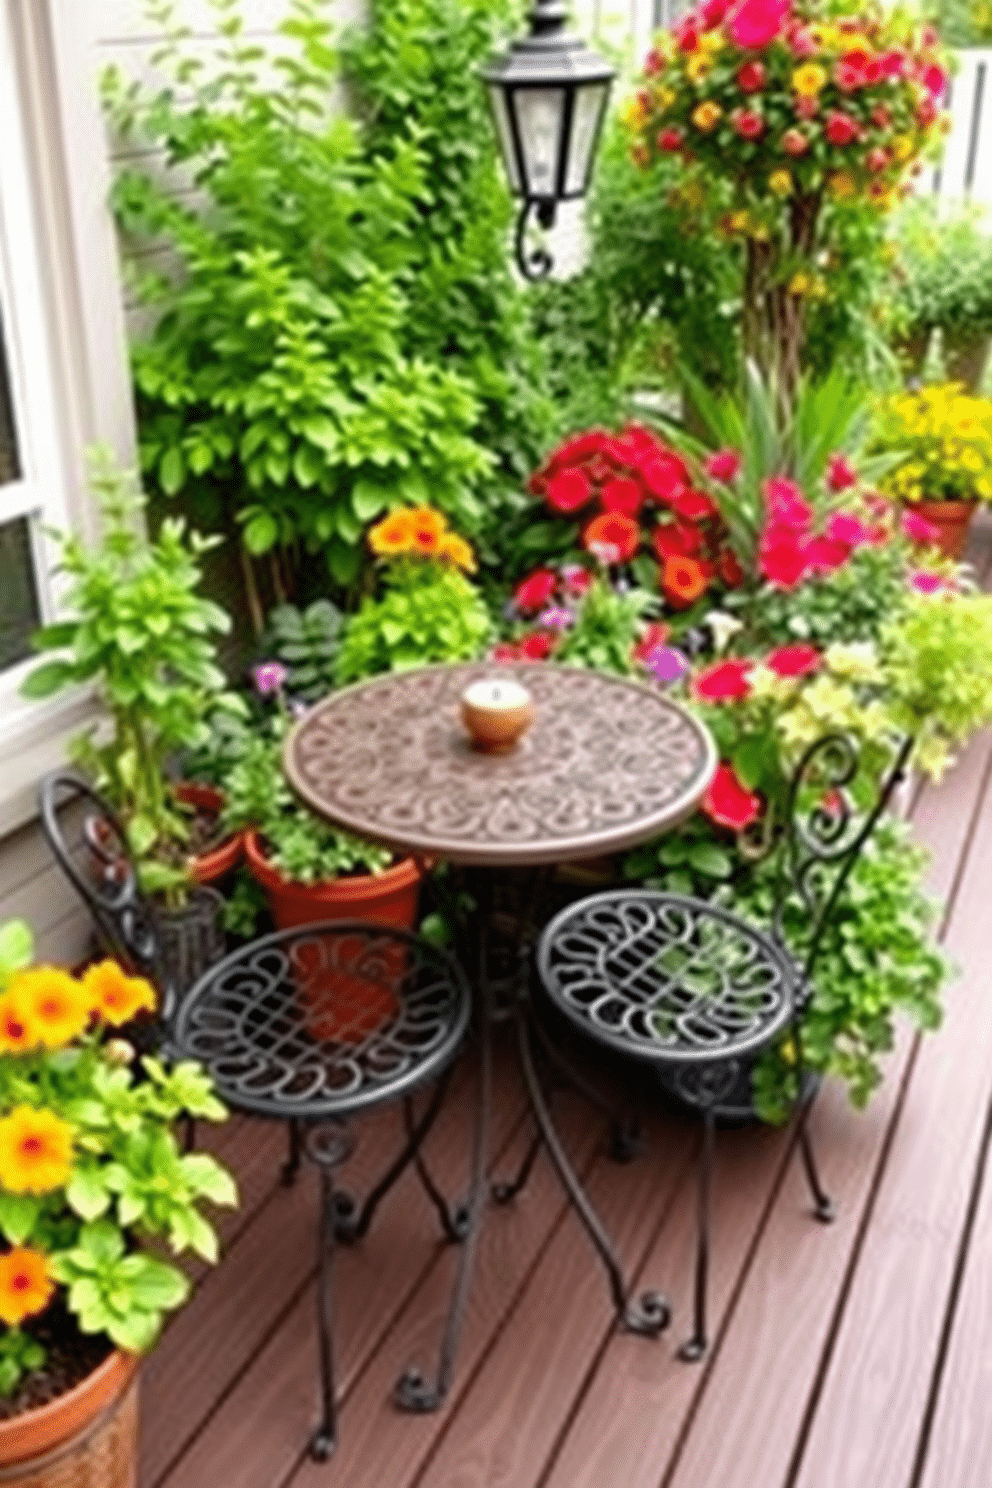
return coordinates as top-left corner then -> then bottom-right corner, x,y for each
686,54 -> 711,83
892,135 -> 914,162
437,533 -> 476,573
368,509 -> 416,557
728,210 -> 751,234
80,960 -> 157,1026
9,967 -> 90,1049
406,506 -> 448,558
768,170 -> 793,197
792,64 -> 828,97
691,101 -> 722,133
0,990 -> 37,1055
829,173 -> 856,200
0,1106 -> 74,1195
788,271 -> 811,296
0,1247 -> 54,1326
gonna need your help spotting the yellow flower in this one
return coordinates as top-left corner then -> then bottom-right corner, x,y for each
80,960 -> 157,1026
368,509 -> 416,557
0,1106 -> 73,1195
691,101 -> 722,133
0,1247 -> 54,1327
686,54 -> 711,83
788,271 -> 811,295
0,990 -> 36,1054
8,967 -> 90,1049
406,506 -> 448,558
768,169 -> 793,197
829,173 -> 856,200
729,210 -> 751,234
793,64 -> 828,97
437,533 -> 476,573
892,135 -> 914,162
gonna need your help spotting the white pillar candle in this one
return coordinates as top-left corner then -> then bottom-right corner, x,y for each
461,678 -> 532,712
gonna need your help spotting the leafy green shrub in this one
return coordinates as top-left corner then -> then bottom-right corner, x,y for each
264,600 -> 342,702
883,591 -> 992,776
335,564 -> 492,684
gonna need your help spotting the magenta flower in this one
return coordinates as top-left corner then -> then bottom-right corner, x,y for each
902,510 -> 942,546
537,606 -> 574,631
909,570 -> 945,595
704,449 -> 742,483
646,646 -> 690,684
253,661 -> 288,696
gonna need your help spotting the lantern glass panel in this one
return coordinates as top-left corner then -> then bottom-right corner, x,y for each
515,86 -> 566,198
487,83 -> 522,193
564,81 -> 610,195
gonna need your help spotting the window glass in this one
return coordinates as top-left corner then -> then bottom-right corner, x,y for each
0,308 -> 19,487
0,515 -> 40,670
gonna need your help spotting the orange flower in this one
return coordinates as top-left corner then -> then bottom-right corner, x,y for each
583,512 -> 640,564
0,1247 -> 54,1326
407,506 -> 448,558
0,990 -> 36,1054
368,509 -> 416,557
0,1106 -> 74,1194
662,555 -> 708,608
438,532 -> 477,573
8,967 -> 90,1049
80,960 -> 157,1026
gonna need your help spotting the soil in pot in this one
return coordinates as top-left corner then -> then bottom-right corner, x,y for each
173,782 -> 242,884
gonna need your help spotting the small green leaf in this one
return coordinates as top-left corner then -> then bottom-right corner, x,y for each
19,660 -> 78,699
243,511 -> 279,555
687,843 -> 734,879
159,447 -> 185,495
0,1192 -> 40,1246
352,479 -> 390,522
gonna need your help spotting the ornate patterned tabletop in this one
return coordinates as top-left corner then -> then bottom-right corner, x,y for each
284,663 -> 717,866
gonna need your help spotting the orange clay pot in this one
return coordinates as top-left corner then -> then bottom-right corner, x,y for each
0,1350 -> 138,1486
173,782 -> 243,884
903,497 -> 978,561
243,833 -> 423,1041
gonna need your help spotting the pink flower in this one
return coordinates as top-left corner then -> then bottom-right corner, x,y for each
826,512 -> 870,547
670,488 -> 718,522
727,0 -> 789,51
519,631 -> 555,661
760,532 -> 810,587
253,661 -> 288,696
659,126 -> 686,152
545,467 -> 593,514
561,564 -> 593,597
826,454 -> 857,491
781,127 -> 810,156
871,103 -> 892,128
794,94 -> 819,120
917,97 -> 938,128
787,23 -> 818,57
865,146 -> 890,174
923,62 -> 947,98
737,60 -> 766,92
693,658 -> 753,703
806,534 -> 851,573
601,477 -> 645,517
764,477 -> 813,530
514,568 -> 558,613
901,510 -> 942,546
491,642 -> 521,662
825,111 -> 860,145
732,108 -> 765,140
676,15 -> 701,50
704,449 -> 742,482
642,451 -> 690,503
633,621 -> 672,663
703,762 -> 762,831
701,0 -> 731,27
766,643 -> 820,678
879,49 -> 906,79
910,570 -> 945,595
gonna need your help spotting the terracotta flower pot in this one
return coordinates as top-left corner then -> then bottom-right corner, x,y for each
243,832 -> 424,1042
903,497 -> 979,561
174,782 -> 243,884
0,1350 -> 138,1486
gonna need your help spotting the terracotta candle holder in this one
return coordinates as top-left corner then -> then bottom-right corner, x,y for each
461,678 -> 534,754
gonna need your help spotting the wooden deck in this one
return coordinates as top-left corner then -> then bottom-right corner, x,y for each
141,518 -> 992,1488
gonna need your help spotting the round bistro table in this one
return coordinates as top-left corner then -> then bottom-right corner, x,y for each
283,661 -> 717,1341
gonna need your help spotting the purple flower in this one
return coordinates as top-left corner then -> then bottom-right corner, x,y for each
252,661 -> 288,696
646,646 -> 690,684
537,605 -> 574,631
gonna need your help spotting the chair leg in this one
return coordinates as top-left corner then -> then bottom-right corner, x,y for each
306,1124 -> 357,1461
333,1077 -> 454,1243
514,1001 -> 670,1339
679,1105 -> 715,1363
282,1117 -> 304,1186
792,1029 -> 835,1224
394,990 -> 492,1412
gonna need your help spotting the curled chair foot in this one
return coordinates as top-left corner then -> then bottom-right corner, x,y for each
623,1290 -> 672,1337
449,1202 -> 471,1241
394,1367 -> 444,1414
490,1180 -> 517,1206
814,1195 -> 836,1224
330,1190 -> 358,1243
310,1428 -> 336,1461
678,1335 -> 707,1363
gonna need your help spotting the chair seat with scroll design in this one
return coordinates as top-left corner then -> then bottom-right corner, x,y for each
38,770 -> 480,1459
536,732 -> 914,1361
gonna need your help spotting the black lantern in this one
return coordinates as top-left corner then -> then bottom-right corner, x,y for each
481,0 -> 615,280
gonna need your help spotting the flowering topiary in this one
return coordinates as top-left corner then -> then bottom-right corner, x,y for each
625,0 -> 950,394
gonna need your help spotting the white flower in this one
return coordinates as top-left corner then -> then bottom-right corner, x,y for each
705,610 -> 743,654
824,641 -> 882,684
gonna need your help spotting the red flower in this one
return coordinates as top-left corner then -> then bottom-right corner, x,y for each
544,430 -> 611,475
670,487 -> 717,522
701,0 -> 730,27
659,126 -> 686,152
514,568 -> 558,613
561,564 -> 593,596
727,0 -> 789,50
917,97 -> 938,128
825,111 -> 859,145
781,127 -> 810,156
545,467 -> 593,514
806,534 -> 851,574
826,511 -> 870,547
676,15 -> 701,50
642,451 -> 690,503
794,94 -> 819,120
519,631 -> 556,661
879,49 -> 906,79
491,642 -> 521,662
865,146 -> 890,174
835,48 -> 876,90
766,643 -> 820,678
826,454 -> 857,491
601,476 -> 645,517
653,521 -> 703,560
760,532 -> 810,588
704,449 -> 742,482
901,510 -> 941,546
662,556 -> 708,609
732,108 -> 765,140
737,60 -> 766,92
694,658 -> 752,703
787,23 -> 818,57
923,61 -> 947,98
633,620 -> 672,662
718,546 -> 746,587
583,511 -> 640,564
871,103 -> 892,128
764,477 -> 813,529
703,763 -> 762,831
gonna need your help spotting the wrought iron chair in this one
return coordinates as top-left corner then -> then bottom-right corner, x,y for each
38,770 -> 482,1458
535,732 -> 914,1360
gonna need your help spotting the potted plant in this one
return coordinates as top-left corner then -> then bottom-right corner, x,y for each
870,383 -> 992,557
0,917 -> 236,1483
21,449 -> 246,918
887,199 -> 992,388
